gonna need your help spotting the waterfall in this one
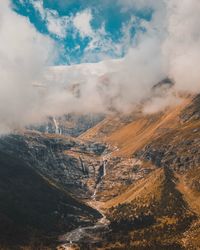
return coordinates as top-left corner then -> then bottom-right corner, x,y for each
45,125 -> 49,133
53,117 -> 62,134
92,159 -> 108,200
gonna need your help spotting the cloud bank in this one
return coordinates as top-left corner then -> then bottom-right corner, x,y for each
0,0 -> 55,133
164,0 -> 200,93
1,0 -> 200,133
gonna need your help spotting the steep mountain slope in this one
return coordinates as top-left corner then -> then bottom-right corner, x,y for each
103,167 -> 195,249
0,132 -> 107,199
130,94 -> 200,249
78,97 -> 194,203
74,94 -> 200,249
79,113 -> 135,142
81,98 -> 192,157
0,135 -> 101,248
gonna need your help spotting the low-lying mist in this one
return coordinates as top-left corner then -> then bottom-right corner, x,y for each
1,0 -> 200,134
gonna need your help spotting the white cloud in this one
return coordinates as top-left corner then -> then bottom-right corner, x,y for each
82,15 -> 152,63
0,0 -> 56,133
31,0 -> 69,38
117,0 -> 163,12
163,0 -> 200,93
45,10 -> 69,38
31,1 -> 94,39
18,0 -> 26,5
73,9 -> 93,37
31,0 -> 45,19
30,2 -> 135,60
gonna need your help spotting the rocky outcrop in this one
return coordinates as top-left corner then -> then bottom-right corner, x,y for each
0,132 -> 107,199
180,94 -> 200,123
134,95 -> 200,174
0,148 -> 101,248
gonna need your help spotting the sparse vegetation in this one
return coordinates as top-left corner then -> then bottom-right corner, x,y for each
1,94 -> 200,249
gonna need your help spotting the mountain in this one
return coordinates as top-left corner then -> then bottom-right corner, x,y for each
0,133 -> 101,249
76,93 -> 200,249
0,93 -> 200,249
103,167 -> 195,249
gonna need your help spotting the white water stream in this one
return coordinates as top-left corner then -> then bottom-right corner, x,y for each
53,117 -> 62,134
58,159 -> 109,249
92,159 -> 107,199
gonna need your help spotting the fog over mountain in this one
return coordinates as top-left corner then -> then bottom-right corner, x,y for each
1,0 -> 200,133
1,1 -> 200,249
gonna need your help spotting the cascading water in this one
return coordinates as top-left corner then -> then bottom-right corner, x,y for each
92,159 -> 107,200
53,117 -> 62,134
58,158 -> 110,249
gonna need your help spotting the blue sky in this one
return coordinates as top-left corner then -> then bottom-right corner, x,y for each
11,0 -> 152,65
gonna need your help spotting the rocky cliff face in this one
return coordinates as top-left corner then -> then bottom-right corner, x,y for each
0,147 -> 101,248
0,132 -> 108,199
134,94 -> 200,184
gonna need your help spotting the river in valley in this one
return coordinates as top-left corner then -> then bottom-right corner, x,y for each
57,160 -> 110,250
